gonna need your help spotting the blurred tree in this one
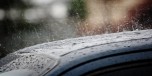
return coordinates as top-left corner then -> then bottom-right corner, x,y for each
69,0 -> 86,19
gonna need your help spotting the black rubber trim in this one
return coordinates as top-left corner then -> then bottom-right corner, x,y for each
58,48 -> 152,76
84,59 -> 152,76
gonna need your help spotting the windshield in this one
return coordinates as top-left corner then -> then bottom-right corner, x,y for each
0,0 -> 152,59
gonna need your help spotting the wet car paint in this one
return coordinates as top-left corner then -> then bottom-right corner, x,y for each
0,29 -> 152,76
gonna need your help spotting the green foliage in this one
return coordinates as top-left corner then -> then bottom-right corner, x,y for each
69,0 -> 86,19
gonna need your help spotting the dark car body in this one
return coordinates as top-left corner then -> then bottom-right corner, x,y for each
0,29 -> 152,76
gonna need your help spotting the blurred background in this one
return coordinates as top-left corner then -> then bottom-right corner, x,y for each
0,0 -> 152,58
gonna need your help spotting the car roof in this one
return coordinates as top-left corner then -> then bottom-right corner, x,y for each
16,29 -> 152,56
0,29 -> 152,76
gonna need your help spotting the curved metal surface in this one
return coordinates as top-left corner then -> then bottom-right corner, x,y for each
46,37 -> 152,76
0,29 -> 152,76
16,29 -> 152,56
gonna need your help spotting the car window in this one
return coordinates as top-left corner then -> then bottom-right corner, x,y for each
86,63 -> 152,76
